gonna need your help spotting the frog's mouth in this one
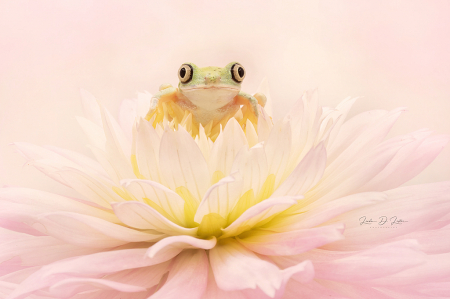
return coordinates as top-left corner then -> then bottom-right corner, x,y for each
180,86 -> 240,110
180,86 -> 240,92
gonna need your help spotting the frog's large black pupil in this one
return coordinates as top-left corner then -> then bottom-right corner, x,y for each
238,67 -> 244,78
180,68 -> 186,78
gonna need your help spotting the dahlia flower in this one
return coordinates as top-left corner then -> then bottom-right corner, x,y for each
1,88 -> 449,299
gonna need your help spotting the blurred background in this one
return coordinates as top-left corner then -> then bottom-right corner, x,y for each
1,0 -> 449,194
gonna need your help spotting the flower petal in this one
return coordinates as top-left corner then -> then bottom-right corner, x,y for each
221,196 -> 302,238
111,201 -> 197,236
0,188 -> 117,222
150,250 -> 209,299
8,248 -> 177,299
121,179 -> 186,226
33,212 -> 162,248
147,236 -> 216,259
49,278 -> 146,298
132,118 -> 162,182
272,143 -> 326,198
194,172 -> 243,223
269,192 -> 386,232
257,106 -> 273,142
209,118 -> 248,176
237,223 -> 344,256
210,239 -> 311,298
159,126 -> 209,200
264,120 -> 292,187
358,133 -> 450,192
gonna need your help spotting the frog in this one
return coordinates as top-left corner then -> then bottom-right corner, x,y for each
145,62 -> 267,125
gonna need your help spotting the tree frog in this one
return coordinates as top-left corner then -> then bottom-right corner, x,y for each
146,62 -> 266,125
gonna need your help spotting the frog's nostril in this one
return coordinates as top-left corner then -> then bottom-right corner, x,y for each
205,75 -> 220,83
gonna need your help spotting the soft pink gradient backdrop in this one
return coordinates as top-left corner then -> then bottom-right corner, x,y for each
1,1 -> 449,194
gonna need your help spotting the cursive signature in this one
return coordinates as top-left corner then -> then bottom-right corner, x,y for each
359,216 -> 408,226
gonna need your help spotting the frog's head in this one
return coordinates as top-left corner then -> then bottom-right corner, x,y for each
177,62 -> 245,111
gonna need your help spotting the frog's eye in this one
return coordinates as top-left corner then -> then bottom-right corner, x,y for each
231,63 -> 245,83
178,64 -> 193,83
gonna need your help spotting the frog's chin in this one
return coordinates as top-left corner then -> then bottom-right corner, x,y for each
180,86 -> 240,111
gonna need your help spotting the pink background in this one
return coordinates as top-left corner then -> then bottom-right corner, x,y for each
1,1 -> 449,194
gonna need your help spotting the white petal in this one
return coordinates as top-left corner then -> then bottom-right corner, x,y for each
231,146 -> 269,196
209,118 -> 248,176
121,179 -> 186,226
132,118 -> 162,182
194,172 -> 243,223
245,119 -> 258,148
111,201 -> 197,236
264,120 -> 292,187
147,236 -> 216,259
272,143 -> 326,197
257,106 -> 273,143
33,212 -> 162,248
159,127 -> 209,201
221,196 -> 302,238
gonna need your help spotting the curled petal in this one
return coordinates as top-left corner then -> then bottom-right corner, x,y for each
210,239 -> 313,298
147,236 -> 216,258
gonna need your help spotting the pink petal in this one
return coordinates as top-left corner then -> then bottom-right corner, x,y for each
269,192 -> 386,232
358,133 -> 450,192
303,240 -> 425,282
151,250 -> 208,299
237,223 -> 344,256
327,108 -> 404,165
8,248 -> 178,299
48,278 -> 146,298
324,182 -> 450,250
0,188 -> 117,221
0,235 -> 101,267
210,239 -> 312,298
